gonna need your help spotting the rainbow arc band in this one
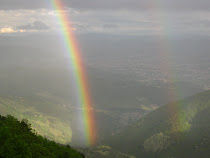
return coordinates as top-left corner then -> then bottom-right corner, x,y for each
52,0 -> 96,146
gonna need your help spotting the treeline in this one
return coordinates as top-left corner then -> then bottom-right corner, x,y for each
0,115 -> 84,158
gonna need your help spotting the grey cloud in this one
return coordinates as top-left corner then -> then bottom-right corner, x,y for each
0,0 -> 48,10
16,21 -> 50,30
0,0 -> 210,11
103,24 -> 119,28
199,20 -> 210,27
65,0 -> 210,11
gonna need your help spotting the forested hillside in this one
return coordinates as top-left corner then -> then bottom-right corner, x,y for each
106,90 -> 210,158
0,96 -> 72,144
0,115 -> 84,158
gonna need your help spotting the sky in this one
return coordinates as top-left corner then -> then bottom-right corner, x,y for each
0,0 -> 210,36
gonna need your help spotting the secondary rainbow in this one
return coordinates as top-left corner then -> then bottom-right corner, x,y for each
147,2 -> 186,136
51,0 -> 96,145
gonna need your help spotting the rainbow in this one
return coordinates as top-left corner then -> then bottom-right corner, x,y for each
146,3 -> 186,137
51,0 -> 96,146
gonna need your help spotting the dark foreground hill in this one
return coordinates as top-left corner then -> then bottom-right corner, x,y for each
106,90 -> 210,158
0,115 -> 84,158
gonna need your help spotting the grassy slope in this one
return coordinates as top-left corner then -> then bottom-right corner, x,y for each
106,90 -> 210,158
0,97 -> 72,144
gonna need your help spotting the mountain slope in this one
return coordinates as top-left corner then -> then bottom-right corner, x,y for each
106,90 -> 210,158
0,115 -> 84,158
0,96 -> 72,144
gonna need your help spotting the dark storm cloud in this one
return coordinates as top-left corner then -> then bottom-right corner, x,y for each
0,0 -> 210,11
16,21 -> 50,30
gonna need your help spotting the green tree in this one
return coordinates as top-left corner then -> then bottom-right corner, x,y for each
144,133 -> 171,153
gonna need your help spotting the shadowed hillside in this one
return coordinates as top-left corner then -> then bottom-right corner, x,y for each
106,90 -> 210,158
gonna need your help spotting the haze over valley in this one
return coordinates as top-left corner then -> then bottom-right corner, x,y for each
0,34 -> 208,144
0,0 -> 210,157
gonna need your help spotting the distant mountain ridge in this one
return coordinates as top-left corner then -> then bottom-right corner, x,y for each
106,90 -> 210,158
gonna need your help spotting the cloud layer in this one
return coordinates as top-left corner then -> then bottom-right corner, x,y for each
16,21 -> 49,30
0,9 -> 210,36
0,0 -> 210,11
